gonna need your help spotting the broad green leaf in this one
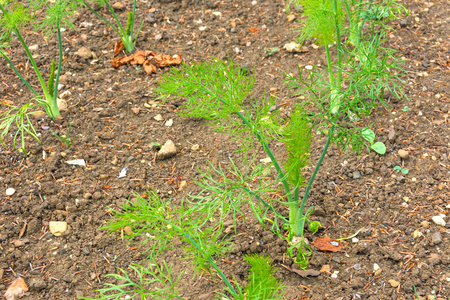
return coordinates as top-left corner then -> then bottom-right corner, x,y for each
401,168 -> 409,175
361,128 -> 375,144
371,142 -> 386,155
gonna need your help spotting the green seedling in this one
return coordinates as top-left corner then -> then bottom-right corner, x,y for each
264,47 -> 279,56
394,165 -> 408,175
402,105 -> 411,112
49,121 -> 74,148
83,0 -> 144,53
220,254 -> 284,300
361,128 -> 386,155
0,0 -> 80,154
79,260 -> 184,300
150,142 -> 161,149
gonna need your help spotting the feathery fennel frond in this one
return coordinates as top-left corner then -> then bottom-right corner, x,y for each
295,0 -> 344,46
281,108 -> 311,188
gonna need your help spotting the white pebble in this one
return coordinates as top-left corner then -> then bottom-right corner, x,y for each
6,188 -> 16,196
373,263 -> 381,271
432,216 -> 446,227
165,119 -> 173,127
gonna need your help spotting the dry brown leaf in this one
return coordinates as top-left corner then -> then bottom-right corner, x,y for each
319,264 -> 331,273
114,41 -> 124,56
249,27 -> 261,34
143,60 -> 157,75
281,264 -> 320,278
111,50 -> 180,75
153,54 -> 182,67
111,56 -> 134,68
312,236 -> 343,252
4,278 -> 28,300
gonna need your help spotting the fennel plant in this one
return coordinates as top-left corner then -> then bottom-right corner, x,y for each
0,0 -> 80,153
83,0 -> 144,53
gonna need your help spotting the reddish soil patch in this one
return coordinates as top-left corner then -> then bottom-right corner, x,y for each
1,0 -> 449,299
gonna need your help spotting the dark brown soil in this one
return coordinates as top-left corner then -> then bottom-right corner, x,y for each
1,0 -> 449,299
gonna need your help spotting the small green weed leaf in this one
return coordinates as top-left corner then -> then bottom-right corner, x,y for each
371,142 -> 386,155
151,142 -> 161,149
264,47 -> 279,56
401,106 -> 411,112
361,128 -> 375,144
393,165 -> 402,172
308,221 -> 321,234
401,168 -> 409,175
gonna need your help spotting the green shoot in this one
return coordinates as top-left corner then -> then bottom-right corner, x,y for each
98,190 -> 240,298
83,0 -> 144,53
361,128 -> 386,155
219,254 -> 284,300
402,105 -> 411,112
393,165 -> 408,175
0,0 -> 81,153
78,261 -> 184,300
49,121 -> 74,148
264,47 -> 279,56
0,99 -> 42,155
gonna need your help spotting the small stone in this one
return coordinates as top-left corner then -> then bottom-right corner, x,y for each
123,226 -> 132,234
57,98 -> 67,110
396,176 -> 405,183
352,237 -> 359,243
388,279 -> 400,287
111,2 -> 125,10
398,149 -> 409,159
399,19 -> 407,27
49,221 -> 67,237
373,263 -> 381,271
14,240 -> 25,247
60,90 -> 71,99
353,171 -> 362,179
60,152 -> 67,158
374,269 -> 382,277
191,144 -> 199,151
6,188 -> 15,196
77,47 -> 92,59
30,279 -> 46,290
412,230 -> 422,239
432,216 -> 446,227
287,14 -> 296,22
421,221 -> 429,228
431,232 -> 442,245
84,192 -> 92,200
92,191 -> 102,200
157,140 -> 177,160
230,27 -> 237,33
422,61 -> 428,68
388,127 -> 396,140
154,114 -> 163,121
28,44 -> 39,51
178,180 -> 187,191
165,119 -> 173,127
83,247 -> 90,255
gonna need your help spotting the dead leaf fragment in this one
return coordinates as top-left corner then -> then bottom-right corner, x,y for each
320,264 -> 331,273
282,264 -> 321,278
312,236 -> 343,252
4,278 -> 28,300
111,50 -> 181,75
114,41 -> 124,56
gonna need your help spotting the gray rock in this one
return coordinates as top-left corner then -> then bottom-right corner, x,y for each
353,171 -> 362,179
400,19 -> 407,28
396,176 -> 405,183
431,232 -> 442,245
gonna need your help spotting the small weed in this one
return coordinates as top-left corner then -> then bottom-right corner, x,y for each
402,105 -> 411,112
394,165 -> 409,175
49,121 -> 74,148
264,47 -> 279,56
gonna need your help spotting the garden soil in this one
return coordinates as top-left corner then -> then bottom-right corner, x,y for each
0,0 -> 449,299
